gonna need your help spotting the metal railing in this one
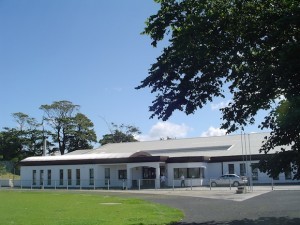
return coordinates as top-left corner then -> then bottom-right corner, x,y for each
0,178 -> 299,191
0,178 -> 199,190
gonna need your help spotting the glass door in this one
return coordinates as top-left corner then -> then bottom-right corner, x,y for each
142,167 -> 156,188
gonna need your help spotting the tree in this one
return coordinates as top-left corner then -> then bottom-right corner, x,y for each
0,113 -> 48,161
12,112 -> 47,157
99,123 -> 141,146
40,100 -> 96,154
136,0 -> 300,179
12,112 -> 31,131
0,128 -> 24,161
40,100 -> 79,155
67,113 -> 97,152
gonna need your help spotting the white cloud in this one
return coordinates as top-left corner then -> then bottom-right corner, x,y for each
200,126 -> 227,137
135,121 -> 192,141
210,100 -> 231,111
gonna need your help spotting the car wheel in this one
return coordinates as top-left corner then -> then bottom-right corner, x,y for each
211,182 -> 217,187
233,181 -> 239,187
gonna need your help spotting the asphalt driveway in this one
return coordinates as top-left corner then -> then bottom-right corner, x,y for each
107,190 -> 300,225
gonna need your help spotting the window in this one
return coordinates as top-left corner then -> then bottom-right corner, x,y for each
40,170 -> 44,186
173,168 -> 205,179
228,164 -> 235,174
143,167 -> 156,179
59,169 -> 63,185
240,163 -> 246,176
47,170 -> 51,185
89,168 -> 94,185
251,164 -> 259,181
76,169 -> 80,185
188,168 -> 199,178
68,169 -> 72,185
174,168 -> 186,179
118,170 -> 127,179
285,171 -> 292,180
32,170 -> 36,185
105,168 -> 110,185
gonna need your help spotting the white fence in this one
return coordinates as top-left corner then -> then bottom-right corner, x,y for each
0,178 -> 299,191
0,178 -> 204,190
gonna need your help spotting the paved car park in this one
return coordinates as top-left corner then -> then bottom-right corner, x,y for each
101,186 -> 300,224
150,190 -> 300,225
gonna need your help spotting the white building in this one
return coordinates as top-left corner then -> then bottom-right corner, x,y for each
19,132 -> 297,189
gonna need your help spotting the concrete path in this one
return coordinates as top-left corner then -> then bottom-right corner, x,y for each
101,185 -> 300,202
117,188 -> 270,202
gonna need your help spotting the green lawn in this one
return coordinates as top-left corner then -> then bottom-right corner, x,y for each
0,190 -> 183,225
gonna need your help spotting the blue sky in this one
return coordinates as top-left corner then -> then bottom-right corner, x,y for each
0,0 -> 266,144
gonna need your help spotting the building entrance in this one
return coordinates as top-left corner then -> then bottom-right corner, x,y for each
142,167 -> 156,188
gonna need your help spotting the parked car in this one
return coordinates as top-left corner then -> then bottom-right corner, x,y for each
210,174 -> 248,187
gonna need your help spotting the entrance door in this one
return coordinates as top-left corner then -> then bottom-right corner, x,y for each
142,167 -> 156,188
160,166 -> 166,176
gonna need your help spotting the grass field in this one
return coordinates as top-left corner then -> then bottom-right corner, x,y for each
0,190 -> 183,225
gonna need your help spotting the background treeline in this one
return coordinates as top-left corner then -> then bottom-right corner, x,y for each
0,100 -> 140,164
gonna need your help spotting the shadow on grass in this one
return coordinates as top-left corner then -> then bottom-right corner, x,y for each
173,217 -> 300,225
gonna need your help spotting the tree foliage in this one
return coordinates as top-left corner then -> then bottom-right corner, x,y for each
12,112 -> 49,156
99,123 -> 141,146
1,101 -> 97,160
0,113 -> 47,161
40,100 -> 96,155
40,100 -> 79,155
137,0 -> 300,179
67,113 -> 97,152
0,128 -> 24,161
0,128 -> 44,161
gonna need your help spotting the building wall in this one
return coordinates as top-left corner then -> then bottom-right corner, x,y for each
20,162 -> 162,189
21,164 -> 97,188
97,164 -> 128,187
216,160 -> 296,184
207,162 -> 222,179
167,162 -> 207,186
20,160 -> 298,188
